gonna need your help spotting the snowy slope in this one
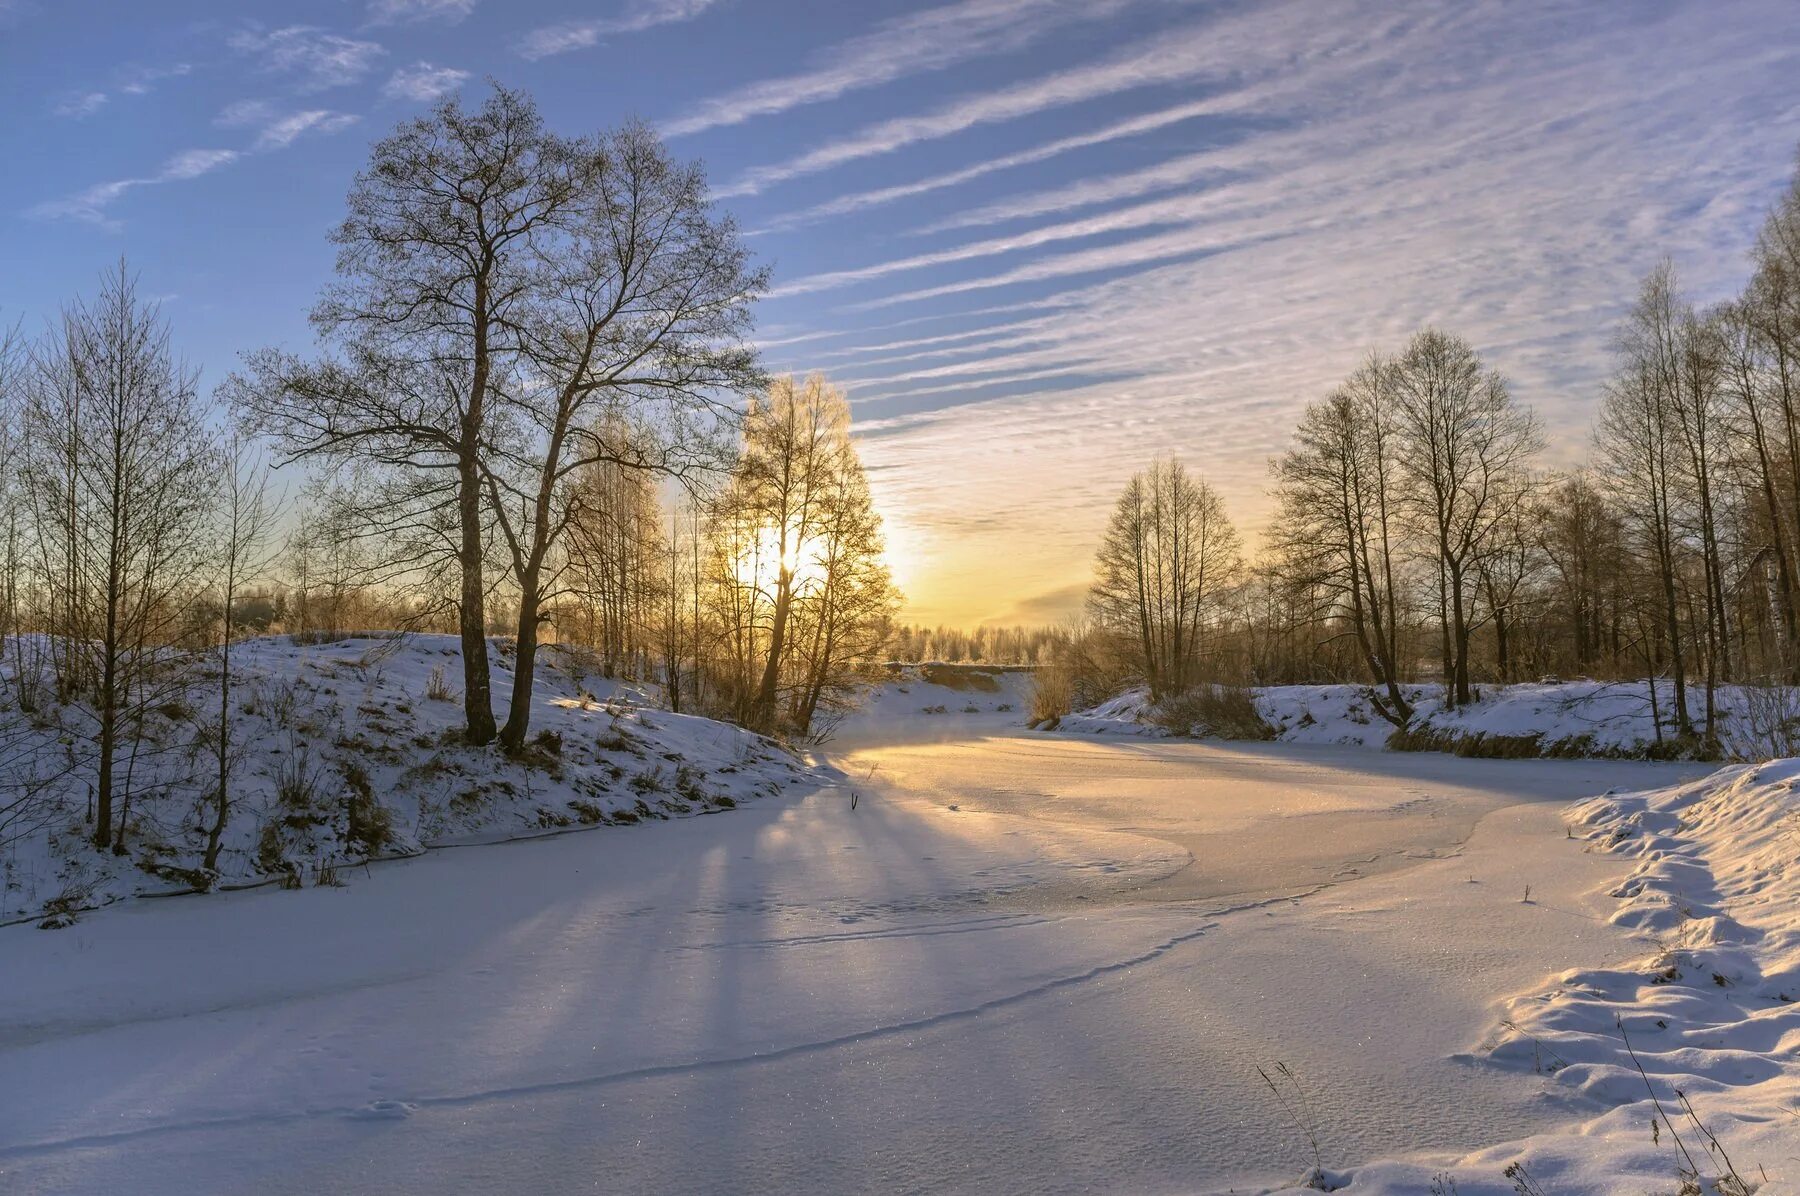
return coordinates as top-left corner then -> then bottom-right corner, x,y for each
1,633 -> 809,924
1064,680 -> 1773,758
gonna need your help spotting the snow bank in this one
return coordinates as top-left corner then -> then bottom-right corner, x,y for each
1267,762 -> 1800,1195
833,662 -> 1035,742
1064,680 -> 1769,759
1,633 -> 808,925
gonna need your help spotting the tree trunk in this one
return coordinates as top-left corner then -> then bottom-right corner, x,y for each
500,567 -> 542,753
457,445 -> 496,745
752,571 -> 793,733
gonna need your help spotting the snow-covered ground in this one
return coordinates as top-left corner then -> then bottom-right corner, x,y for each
1,633 -> 806,924
1062,679 -> 1785,758
1293,760 -> 1800,1195
10,696 -> 1781,1195
839,661 -> 1036,741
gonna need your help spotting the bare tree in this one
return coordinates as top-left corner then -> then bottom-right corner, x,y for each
204,432 -> 280,874
1389,329 -> 1541,708
1271,356 -> 1412,723
561,423 -> 668,677
1597,269 -> 1701,738
21,264 -> 219,850
1089,457 -> 1243,701
485,121 -> 765,751
707,376 -> 894,736
233,86 -> 582,744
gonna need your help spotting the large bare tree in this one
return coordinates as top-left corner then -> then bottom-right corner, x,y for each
1271,356 -> 1412,723
234,86 -> 581,744
484,121 -> 765,751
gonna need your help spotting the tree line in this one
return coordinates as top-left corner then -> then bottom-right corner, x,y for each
0,85 -> 896,858
1056,150 -> 1800,753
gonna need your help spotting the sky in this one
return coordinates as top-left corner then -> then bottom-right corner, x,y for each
3,0 -> 1799,626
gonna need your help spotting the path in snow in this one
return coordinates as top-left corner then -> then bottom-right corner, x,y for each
0,714 -> 1712,1194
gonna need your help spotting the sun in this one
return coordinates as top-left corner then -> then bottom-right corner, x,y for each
732,519 -> 825,592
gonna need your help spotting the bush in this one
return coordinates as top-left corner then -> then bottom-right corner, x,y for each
1723,681 -> 1800,761
674,763 -> 708,803
1152,684 -> 1275,740
339,759 -> 394,860
424,663 -> 456,703
257,748 -> 394,875
1028,663 -> 1074,726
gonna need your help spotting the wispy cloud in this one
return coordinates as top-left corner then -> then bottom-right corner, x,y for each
51,61 -> 191,119
768,0 -> 1800,622
53,91 -> 108,118
215,98 -> 275,128
36,100 -> 359,228
663,0 -> 1138,138
717,1 -> 1375,197
382,61 -> 469,102
252,109 -> 359,151
117,61 -> 192,96
365,0 -> 475,25
28,148 -> 239,229
757,96 -> 1235,232
516,0 -> 719,60
230,25 -> 386,91
215,99 -> 360,149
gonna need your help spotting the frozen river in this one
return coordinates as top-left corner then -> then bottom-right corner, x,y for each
0,717 -> 1711,1194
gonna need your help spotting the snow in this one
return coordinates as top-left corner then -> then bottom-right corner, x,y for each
7,701 -> 1764,1195
836,661 -> 1036,741
1276,760 -> 1800,1194
1063,679 -> 1785,758
0,632 -> 808,924
4,651 -> 1796,1194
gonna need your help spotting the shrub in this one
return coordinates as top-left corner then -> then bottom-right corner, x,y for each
424,664 -> 456,703
1152,684 -> 1274,740
339,759 -> 394,860
674,763 -> 708,803
1723,681 -> 1800,761
1028,664 -> 1074,727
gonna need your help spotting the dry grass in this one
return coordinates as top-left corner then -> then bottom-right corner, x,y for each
1028,665 -> 1074,727
1152,685 -> 1275,740
917,663 -> 1004,692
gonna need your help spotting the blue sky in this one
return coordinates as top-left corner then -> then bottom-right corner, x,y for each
3,0 -> 1799,623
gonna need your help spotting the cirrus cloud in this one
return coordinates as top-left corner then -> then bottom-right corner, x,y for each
382,61 -> 470,102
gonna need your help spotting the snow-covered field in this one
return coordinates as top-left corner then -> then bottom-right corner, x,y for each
1,633 -> 806,924
1062,679 -> 1786,758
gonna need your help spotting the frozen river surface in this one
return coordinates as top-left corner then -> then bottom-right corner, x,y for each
0,716 -> 1711,1194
